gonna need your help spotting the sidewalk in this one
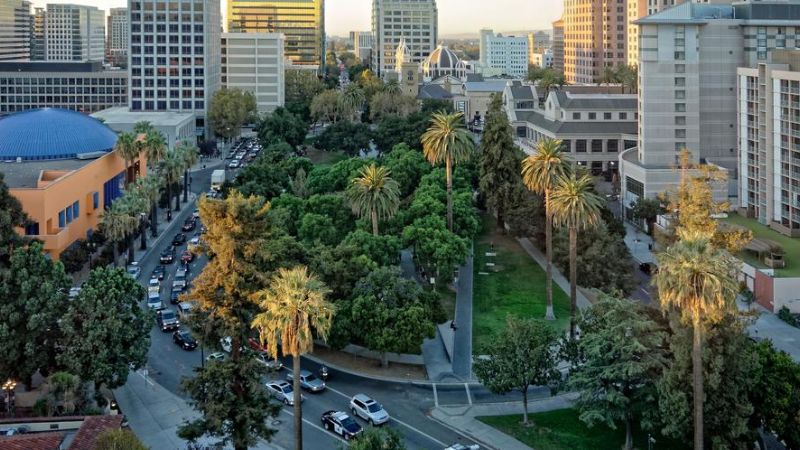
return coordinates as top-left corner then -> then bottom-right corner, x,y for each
430,394 -> 578,450
114,371 -> 284,450
623,223 -> 656,264
452,252 -> 475,381
517,237 -> 591,310
740,299 -> 800,362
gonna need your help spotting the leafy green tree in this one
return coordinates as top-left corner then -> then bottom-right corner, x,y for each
158,148 -> 184,218
340,84 -> 366,122
549,173 -> 603,339
257,107 -> 308,149
421,111 -> 475,232
0,242 -> 70,383
209,88 -> 257,140
479,94 -> 524,231
569,296 -> 667,450
234,153 -> 293,200
309,242 -> 378,300
347,164 -> 401,236
631,197 -> 665,234
58,266 -> 149,388
354,69 -> 384,104
342,230 -> 402,266
751,340 -> 800,448
372,113 -> 430,152
133,120 -> 154,134
350,267 -> 435,367
311,89 -> 343,124
268,193 -> 307,235
403,215 -> 469,280
48,371 -> 79,415
94,429 -> 148,450
314,121 -> 373,156
504,189 -> 546,239
284,69 -> 325,121
298,213 -> 338,246
344,427 -> 406,450
251,266 -> 335,450
474,317 -> 561,424
306,157 -> 372,194
0,172 -> 28,264
306,193 -> 355,232
369,92 -> 420,122
382,143 -> 432,196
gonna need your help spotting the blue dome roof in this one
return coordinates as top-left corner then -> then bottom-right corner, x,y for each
0,108 -> 118,161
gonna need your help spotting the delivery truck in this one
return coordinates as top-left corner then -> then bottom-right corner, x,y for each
211,169 -> 225,191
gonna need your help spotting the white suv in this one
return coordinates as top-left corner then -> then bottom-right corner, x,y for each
349,394 -> 390,425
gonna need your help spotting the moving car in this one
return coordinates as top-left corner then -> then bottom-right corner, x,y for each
126,263 -> 141,279
160,247 -> 176,264
68,287 -> 81,299
350,394 -> 390,425
286,369 -> 326,392
177,301 -> 194,320
172,233 -> 187,246
151,265 -> 166,281
228,159 -> 241,169
148,277 -> 160,289
188,234 -> 201,251
147,291 -> 163,310
182,218 -> 196,232
173,330 -> 197,350
266,381 -> 302,406
444,445 -> 480,450
320,410 -> 362,441
254,352 -> 283,371
181,250 -> 194,264
170,286 -> 185,304
157,309 -> 179,331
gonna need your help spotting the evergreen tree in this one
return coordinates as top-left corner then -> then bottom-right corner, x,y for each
0,172 -> 28,265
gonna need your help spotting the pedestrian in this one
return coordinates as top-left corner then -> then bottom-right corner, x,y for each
450,320 -> 458,331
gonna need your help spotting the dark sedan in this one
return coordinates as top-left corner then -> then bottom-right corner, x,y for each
181,218 -> 196,232
159,247 -> 176,264
151,265 -> 166,281
173,330 -> 197,350
172,233 -> 187,246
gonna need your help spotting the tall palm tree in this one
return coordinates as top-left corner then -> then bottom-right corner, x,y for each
421,111 -> 475,231
118,191 -> 149,264
143,131 -> 167,234
177,140 -> 199,203
549,173 -> 603,339
251,266 -> 334,450
100,202 -> 138,267
347,164 -> 401,236
131,175 -> 160,250
133,120 -> 154,134
521,138 -> 571,320
383,80 -> 401,96
159,150 -> 184,221
114,132 -> 139,185
599,66 -> 618,87
339,84 -> 366,122
653,233 -> 739,450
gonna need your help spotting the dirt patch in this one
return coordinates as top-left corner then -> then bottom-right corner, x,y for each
311,346 -> 427,381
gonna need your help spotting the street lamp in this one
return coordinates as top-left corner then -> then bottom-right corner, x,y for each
3,379 -> 16,415
139,212 -> 148,250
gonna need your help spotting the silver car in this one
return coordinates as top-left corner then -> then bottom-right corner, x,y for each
350,394 -> 390,425
286,369 -> 326,392
266,380 -> 304,405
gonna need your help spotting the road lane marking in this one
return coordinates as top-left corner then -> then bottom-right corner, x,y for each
464,383 -> 472,405
433,383 -> 439,407
324,385 -> 448,447
280,408 -> 348,448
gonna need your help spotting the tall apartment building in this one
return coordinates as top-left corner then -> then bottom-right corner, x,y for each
478,29 -> 528,78
31,7 -> 44,61
626,0 -> 686,66
0,0 -> 32,61
552,18 -> 564,74
620,2 -> 800,212
350,31 -> 373,64
221,33 -> 285,114
106,7 -> 128,67
562,0 -> 626,84
372,0 -> 437,77
44,4 -> 105,62
227,0 -> 324,67
128,0 -> 221,135
738,51 -> 800,234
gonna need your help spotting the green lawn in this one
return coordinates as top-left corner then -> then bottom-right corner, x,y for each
721,213 -> 800,277
472,214 -> 570,353
478,409 -> 684,450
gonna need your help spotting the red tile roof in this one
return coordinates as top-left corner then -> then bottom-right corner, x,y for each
0,432 -> 65,450
67,415 -> 124,450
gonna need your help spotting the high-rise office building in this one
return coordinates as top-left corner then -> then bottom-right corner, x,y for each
0,0 -> 32,61
478,29 -> 528,78
626,0 -> 686,66
31,7 -> 44,61
44,4 -> 105,62
228,0 -> 324,67
350,31 -> 373,64
221,32 -> 285,114
372,0 -> 437,77
551,18 -> 564,74
128,0 -> 221,134
106,7 -> 128,67
562,0 -> 626,84
527,31 -> 549,65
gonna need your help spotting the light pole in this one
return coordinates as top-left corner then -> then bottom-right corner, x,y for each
3,379 -> 16,415
139,212 -> 148,250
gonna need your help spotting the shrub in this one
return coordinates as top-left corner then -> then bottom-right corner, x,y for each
778,306 -> 798,327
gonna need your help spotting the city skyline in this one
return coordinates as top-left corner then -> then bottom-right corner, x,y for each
29,0 -> 562,36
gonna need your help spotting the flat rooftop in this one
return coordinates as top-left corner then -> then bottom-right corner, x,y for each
0,158 -> 93,189
91,107 -> 194,127
721,213 -> 800,278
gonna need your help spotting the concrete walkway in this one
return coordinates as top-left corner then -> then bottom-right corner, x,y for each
743,300 -> 800,362
623,223 -> 656,264
452,251 -> 475,380
430,394 -> 578,450
517,237 -> 591,310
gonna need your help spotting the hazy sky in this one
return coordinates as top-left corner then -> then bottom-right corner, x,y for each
31,0 -> 561,36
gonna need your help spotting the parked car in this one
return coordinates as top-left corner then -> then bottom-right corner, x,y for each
320,410 -> 362,441
160,246 -> 176,264
228,159 -> 241,169
68,287 -> 81,300
147,291 -> 163,310
266,380 -> 303,406
173,330 -> 197,350
126,262 -> 141,279
151,265 -> 166,280
286,369 -> 326,392
177,301 -> 194,320
170,286 -> 185,304
157,309 -> 179,331
188,234 -> 201,251
148,276 -> 160,289
182,218 -> 196,232
444,445 -> 480,450
206,352 -> 225,362
639,262 -> 657,275
181,250 -> 194,264
350,394 -> 390,425
254,352 -> 283,371
172,233 -> 187,246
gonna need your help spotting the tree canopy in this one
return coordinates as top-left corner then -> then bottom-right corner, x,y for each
209,88 -> 257,140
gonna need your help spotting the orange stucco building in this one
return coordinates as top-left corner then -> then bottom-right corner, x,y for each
0,108 -> 145,259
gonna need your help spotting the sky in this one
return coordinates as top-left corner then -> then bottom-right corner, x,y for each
30,0 -> 562,37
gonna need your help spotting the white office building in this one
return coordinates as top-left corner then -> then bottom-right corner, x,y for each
350,31 -> 373,64
106,7 -> 128,67
221,32 -> 285,114
0,0 -> 31,61
44,4 -> 105,62
478,29 -> 528,78
531,49 -> 553,68
128,0 -> 221,136
372,0 -> 437,77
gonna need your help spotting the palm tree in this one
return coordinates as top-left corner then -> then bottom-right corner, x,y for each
117,191 -> 149,264
421,111 -> 475,231
653,233 -> 739,450
114,132 -> 139,185
143,131 -> 167,234
100,201 -> 138,267
600,66 -> 618,87
549,173 -> 603,339
339,84 -> 365,122
133,120 -> 154,134
383,80 -> 401,96
177,140 -> 199,203
347,164 -> 401,236
521,138 -> 572,320
251,266 -> 334,450
131,175 -> 159,250
159,150 -> 184,221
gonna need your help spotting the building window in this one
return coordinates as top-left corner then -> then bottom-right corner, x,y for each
561,140 -> 571,152
675,129 -> 686,138
576,140 -> 587,152
675,142 -> 686,151
607,140 -> 619,152
675,103 -> 686,112
93,192 -> 99,209
591,140 -> 603,152
675,77 -> 685,87
24,223 -> 39,236
588,112 -> 597,120
572,112 -> 581,120
72,201 -> 79,218
58,210 -> 66,228
604,112 -> 612,120
674,51 -> 685,60
675,90 -> 686,99
675,64 -> 685,73
675,116 -> 686,125
619,112 -> 627,120
626,176 -> 644,198
65,206 -> 73,224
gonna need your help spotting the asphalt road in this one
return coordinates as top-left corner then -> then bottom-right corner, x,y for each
132,158 -> 485,450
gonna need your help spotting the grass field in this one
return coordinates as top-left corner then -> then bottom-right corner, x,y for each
721,213 -> 800,277
478,409 -> 683,450
472,214 -> 570,353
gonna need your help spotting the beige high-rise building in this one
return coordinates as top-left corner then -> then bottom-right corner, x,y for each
372,0 -> 438,77
106,7 -> 128,67
0,0 -> 32,61
626,0 -> 689,66
552,18 -> 564,73
221,33 -> 285,114
562,0 -> 627,84
228,0 -> 324,67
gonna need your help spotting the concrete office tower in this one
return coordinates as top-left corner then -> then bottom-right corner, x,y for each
551,18 -> 564,74
228,0 -> 324,67
0,0 -> 32,61
44,4 -> 105,62
31,7 -> 44,60
527,31 -> 550,65
562,0 -> 627,84
372,0 -> 437,77
106,7 -> 128,67
626,0 -> 693,66
221,33 -> 285,114
350,31 -> 373,64
478,29 -> 528,78
128,0 -> 221,135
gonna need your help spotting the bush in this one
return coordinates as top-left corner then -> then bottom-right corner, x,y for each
778,306 -> 798,327
60,239 -> 91,274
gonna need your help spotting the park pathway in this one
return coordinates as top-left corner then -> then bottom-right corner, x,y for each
452,251 -> 475,380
